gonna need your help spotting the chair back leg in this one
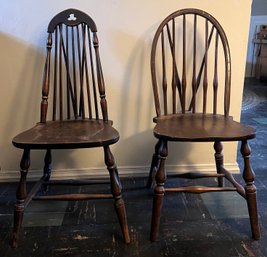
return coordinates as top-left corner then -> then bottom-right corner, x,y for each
42,149 -> 52,192
214,141 -> 224,187
147,140 -> 162,188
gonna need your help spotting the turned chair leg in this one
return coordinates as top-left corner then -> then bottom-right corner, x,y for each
147,140 -> 162,188
43,149 -> 52,192
241,140 -> 260,240
150,140 -> 168,242
11,149 -> 30,248
214,141 -> 224,187
104,146 -> 130,244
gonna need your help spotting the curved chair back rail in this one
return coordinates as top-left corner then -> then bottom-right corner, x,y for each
147,8 -> 260,242
11,9 -> 130,247
41,8 -> 108,123
151,8 -> 231,118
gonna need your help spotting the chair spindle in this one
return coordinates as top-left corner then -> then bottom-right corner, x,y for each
161,31 -> 167,115
203,19 -> 208,114
71,26 -> 78,118
65,26 -> 71,119
52,29 -> 58,121
93,33 -> 108,121
171,19 -> 176,114
166,23 -> 182,110
83,28 -> 93,119
213,32 -> 219,114
41,34 -> 52,123
59,25 -> 63,120
182,14 -> 186,114
88,29 -> 99,120
192,14 -> 197,113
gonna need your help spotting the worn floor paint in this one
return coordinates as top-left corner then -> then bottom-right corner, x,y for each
0,78 -> 267,256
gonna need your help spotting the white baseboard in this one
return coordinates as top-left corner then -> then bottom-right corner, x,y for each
0,163 -> 240,182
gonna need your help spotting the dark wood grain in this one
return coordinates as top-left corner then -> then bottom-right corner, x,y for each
11,9 -> 129,247
148,8 -> 259,242
13,119 -> 119,149
153,113 -> 256,142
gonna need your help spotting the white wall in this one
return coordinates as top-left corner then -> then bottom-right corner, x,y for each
0,0 -> 252,181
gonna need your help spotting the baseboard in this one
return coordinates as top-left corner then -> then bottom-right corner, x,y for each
0,163 -> 240,182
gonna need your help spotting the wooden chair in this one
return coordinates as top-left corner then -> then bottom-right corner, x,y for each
11,9 -> 130,247
147,9 -> 260,241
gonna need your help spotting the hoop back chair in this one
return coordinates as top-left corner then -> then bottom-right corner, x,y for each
11,9 -> 130,247
147,9 -> 260,241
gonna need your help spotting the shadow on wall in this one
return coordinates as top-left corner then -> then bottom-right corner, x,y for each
112,129 -> 193,171
0,32 -> 81,174
107,29 -> 155,137
118,33 -> 155,136
0,30 -> 198,177
0,32 -> 43,172
104,28 -> 157,170
106,27 -> 195,171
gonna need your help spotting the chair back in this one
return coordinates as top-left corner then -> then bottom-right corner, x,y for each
151,9 -> 231,117
40,9 -> 108,122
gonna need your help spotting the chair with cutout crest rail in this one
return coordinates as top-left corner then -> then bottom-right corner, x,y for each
11,8 -> 130,247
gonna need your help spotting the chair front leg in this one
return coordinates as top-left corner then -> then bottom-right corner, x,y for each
43,149 -> 52,192
11,148 -> 30,248
150,140 -> 168,242
43,149 -> 52,179
214,141 -> 224,187
147,140 -> 162,188
241,140 -> 260,240
104,146 -> 130,244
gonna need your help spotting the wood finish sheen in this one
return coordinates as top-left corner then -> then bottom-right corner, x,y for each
11,9 -> 129,247
148,8 -> 259,242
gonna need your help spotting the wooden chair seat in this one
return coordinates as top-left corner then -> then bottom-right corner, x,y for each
12,119 -> 119,149
11,9 -> 130,247
154,114 -> 255,142
147,8 -> 260,242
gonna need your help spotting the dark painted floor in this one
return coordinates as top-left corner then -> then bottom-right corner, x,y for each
0,78 -> 267,256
